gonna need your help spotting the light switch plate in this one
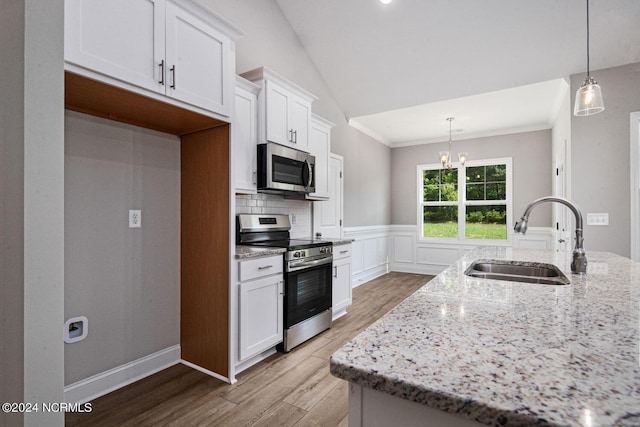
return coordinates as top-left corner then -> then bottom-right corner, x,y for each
586,213 -> 609,226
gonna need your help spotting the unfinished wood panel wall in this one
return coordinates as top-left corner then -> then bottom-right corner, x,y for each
180,125 -> 230,377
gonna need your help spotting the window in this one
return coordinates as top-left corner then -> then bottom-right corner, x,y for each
418,158 -> 512,242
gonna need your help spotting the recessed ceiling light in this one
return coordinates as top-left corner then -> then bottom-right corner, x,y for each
380,0 -> 393,4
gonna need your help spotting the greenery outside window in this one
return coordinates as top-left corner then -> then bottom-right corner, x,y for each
418,158 -> 512,242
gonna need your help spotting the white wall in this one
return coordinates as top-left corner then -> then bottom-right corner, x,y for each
390,130 -> 553,226
201,0 -> 392,227
571,62 -> 640,257
64,112 -> 181,385
0,1 -> 65,426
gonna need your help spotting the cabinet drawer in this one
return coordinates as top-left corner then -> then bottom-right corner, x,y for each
333,244 -> 352,261
239,254 -> 283,282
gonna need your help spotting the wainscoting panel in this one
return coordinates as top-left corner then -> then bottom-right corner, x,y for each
346,225 -> 555,285
392,233 -> 414,264
512,227 -> 555,249
344,226 -> 391,287
416,246 -> 459,266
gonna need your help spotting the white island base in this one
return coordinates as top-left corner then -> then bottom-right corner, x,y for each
348,383 -> 484,427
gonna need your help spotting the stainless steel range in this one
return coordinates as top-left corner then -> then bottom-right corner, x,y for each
236,214 -> 333,352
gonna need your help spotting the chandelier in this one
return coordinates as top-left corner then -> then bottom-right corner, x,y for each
439,117 -> 467,169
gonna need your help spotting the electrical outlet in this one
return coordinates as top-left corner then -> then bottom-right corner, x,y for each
129,210 -> 141,228
291,213 -> 297,225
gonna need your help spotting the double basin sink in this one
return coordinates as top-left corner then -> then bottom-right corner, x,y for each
464,259 -> 570,285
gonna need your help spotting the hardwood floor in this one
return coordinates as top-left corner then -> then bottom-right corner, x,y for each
66,272 -> 433,427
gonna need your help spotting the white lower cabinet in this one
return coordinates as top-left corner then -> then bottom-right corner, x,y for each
238,255 -> 284,361
332,244 -> 352,320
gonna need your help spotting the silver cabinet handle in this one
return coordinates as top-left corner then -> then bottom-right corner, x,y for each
252,171 -> 257,185
158,60 -> 165,85
293,129 -> 297,144
558,239 -> 566,243
288,129 -> 294,142
333,266 -> 337,278
258,265 -> 273,270
170,65 -> 176,89
340,250 -> 349,254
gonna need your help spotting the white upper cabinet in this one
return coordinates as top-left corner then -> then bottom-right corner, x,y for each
65,0 -> 241,118
241,67 -> 317,151
234,76 -> 261,194
306,114 -> 334,201
65,0 -> 165,93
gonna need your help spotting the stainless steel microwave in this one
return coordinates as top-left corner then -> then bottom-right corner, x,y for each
257,143 -> 315,194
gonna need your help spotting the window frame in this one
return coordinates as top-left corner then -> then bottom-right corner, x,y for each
416,157 -> 513,244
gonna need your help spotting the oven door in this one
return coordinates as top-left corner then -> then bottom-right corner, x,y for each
284,255 -> 332,328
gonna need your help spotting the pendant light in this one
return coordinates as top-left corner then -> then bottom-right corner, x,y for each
574,0 -> 604,116
440,117 -> 467,169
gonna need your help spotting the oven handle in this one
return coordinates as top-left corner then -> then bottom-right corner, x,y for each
287,255 -> 333,272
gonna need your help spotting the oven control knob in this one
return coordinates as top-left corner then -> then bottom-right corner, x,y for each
294,251 -> 302,258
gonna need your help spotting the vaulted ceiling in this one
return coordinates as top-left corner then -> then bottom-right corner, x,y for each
275,0 -> 640,145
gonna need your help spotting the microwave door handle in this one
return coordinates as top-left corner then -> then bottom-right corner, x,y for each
303,159 -> 313,189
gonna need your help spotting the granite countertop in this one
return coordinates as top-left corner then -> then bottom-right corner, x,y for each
330,246 -> 640,426
308,237 -> 354,246
235,245 -> 286,259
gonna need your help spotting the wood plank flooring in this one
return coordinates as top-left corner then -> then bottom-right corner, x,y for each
66,272 -> 433,427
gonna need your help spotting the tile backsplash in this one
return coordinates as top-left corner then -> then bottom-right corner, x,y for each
235,193 -> 312,238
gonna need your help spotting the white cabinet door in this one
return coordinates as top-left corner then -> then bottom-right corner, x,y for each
65,0 -> 165,93
290,96 -> 311,150
332,253 -> 352,320
265,80 -> 292,146
234,79 -> 260,194
239,275 -> 283,361
307,115 -> 333,200
313,154 -> 344,238
165,1 -> 231,116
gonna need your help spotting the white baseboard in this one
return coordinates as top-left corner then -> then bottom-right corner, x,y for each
64,345 -> 181,404
232,347 -> 277,378
389,262 -> 445,276
180,359 -> 232,384
352,265 -> 388,288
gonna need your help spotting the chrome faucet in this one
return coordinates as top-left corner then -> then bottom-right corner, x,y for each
514,196 -> 587,275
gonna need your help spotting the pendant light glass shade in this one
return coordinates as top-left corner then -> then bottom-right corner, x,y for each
574,76 -> 604,116
574,0 -> 604,116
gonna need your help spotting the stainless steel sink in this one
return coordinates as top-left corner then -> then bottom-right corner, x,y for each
464,259 -> 570,285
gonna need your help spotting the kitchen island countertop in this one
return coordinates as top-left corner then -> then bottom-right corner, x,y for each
330,246 -> 640,426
